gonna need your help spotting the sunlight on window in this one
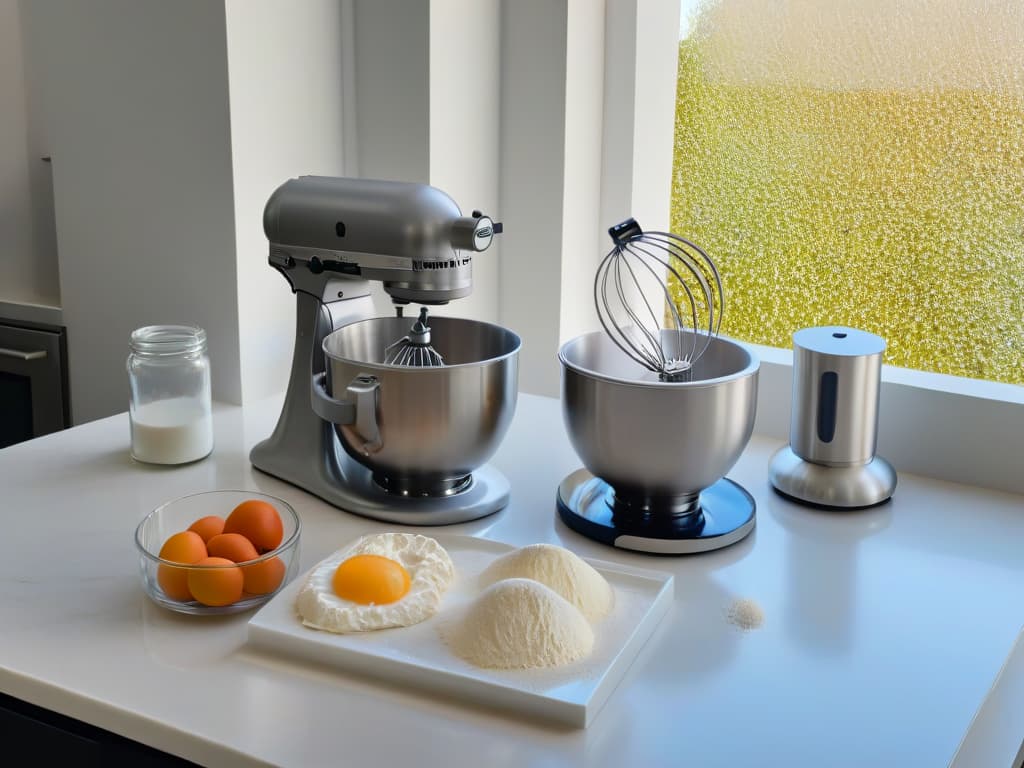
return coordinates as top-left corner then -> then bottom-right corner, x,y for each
671,0 -> 1023,384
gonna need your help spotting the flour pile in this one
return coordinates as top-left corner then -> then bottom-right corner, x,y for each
444,578 -> 595,669
443,543 -> 615,670
478,543 -> 614,621
727,597 -> 765,631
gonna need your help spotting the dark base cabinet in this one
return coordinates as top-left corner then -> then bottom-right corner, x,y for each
0,318 -> 72,448
0,691 -> 201,767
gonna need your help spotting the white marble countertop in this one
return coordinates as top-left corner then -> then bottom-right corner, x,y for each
2,392 -> 1022,767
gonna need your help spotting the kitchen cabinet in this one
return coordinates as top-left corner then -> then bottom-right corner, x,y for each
0,317 -> 70,447
0,692 -> 197,766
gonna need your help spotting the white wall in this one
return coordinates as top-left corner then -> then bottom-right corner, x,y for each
351,0 -> 429,185
224,0 -> 348,404
350,0 -> 429,318
22,0 -> 242,423
352,0 -> 501,324
558,0 -> 607,348
498,0 -> 570,396
600,0 -> 679,235
594,0 -> 681,355
428,0 -> 501,326
0,0 -> 59,308
12,0 -> 353,424
498,0 -> 681,397
496,0 -> 679,397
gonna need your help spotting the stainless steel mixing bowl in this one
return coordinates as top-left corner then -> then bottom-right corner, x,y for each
315,316 -> 520,495
559,329 -> 759,508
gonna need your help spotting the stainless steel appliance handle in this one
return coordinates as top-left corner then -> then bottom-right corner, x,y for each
0,347 -> 47,361
310,372 -> 355,423
310,372 -> 382,454
346,375 -> 382,454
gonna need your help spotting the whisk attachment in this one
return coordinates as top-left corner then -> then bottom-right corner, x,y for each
596,218 -> 723,381
384,306 -> 446,367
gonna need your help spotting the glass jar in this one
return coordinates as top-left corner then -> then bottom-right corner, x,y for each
127,325 -> 213,464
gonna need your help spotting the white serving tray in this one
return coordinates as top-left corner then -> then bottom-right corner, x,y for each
245,534 -> 674,728
948,625 -> 1024,768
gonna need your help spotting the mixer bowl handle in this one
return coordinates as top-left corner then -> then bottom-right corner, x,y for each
310,372 -> 383,454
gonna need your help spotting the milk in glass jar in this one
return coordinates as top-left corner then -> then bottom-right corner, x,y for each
127,325 -> 213,464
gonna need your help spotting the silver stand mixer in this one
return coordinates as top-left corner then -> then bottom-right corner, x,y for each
250,176 -> 519,525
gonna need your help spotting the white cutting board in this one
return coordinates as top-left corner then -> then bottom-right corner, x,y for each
245,534 -> 674,728
948,625 -> 1024,768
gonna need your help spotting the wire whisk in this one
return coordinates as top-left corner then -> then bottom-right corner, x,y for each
383,307 -> 445,367
595,218 -> 723,381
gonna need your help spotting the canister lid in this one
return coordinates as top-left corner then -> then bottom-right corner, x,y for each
792,326 -> 886,358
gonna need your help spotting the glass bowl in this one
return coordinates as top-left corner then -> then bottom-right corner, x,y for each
135,489 -> 301,615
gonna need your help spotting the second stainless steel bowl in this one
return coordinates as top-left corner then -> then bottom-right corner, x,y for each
316,316 -> 520,495
559,330 -> 759,502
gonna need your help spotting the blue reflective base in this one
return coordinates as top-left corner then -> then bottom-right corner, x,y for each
556,468 -> 756,554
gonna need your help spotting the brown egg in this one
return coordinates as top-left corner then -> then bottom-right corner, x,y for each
187,557 -> 244,607
223,499 -> 283,553
157,530 -> 207,601
207,532 -> 259,563
243,556 -> 286,595
187,515 -> 225,544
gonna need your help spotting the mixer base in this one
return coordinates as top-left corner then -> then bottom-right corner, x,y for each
556,468 -> 755,554
326,462 -> 509,525
252,421 -> 510,525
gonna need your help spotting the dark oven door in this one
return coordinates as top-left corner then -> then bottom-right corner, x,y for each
0,321 -> 70,448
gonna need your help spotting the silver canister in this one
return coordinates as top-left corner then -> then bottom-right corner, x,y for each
769,326 -> 897,508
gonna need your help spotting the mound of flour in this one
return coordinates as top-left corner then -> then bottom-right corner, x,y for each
727,597 -> 765,631
479,543 -> 614,620
444,578 -> 594,669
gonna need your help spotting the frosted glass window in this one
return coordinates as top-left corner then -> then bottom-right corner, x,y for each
671,0 -> 1023,384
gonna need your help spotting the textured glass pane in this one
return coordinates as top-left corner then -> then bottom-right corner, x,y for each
671,0 -> 1023,384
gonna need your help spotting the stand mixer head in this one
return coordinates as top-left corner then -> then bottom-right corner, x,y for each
262,175 -> 501,306
250,176 -> 519,526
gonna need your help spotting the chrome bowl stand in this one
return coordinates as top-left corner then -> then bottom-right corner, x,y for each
556,468 -> 755,554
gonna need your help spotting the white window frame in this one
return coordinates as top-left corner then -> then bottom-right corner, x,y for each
346,0 -> 1024,496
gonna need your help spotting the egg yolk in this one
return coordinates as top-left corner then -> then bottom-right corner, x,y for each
332,554 -> 410,605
